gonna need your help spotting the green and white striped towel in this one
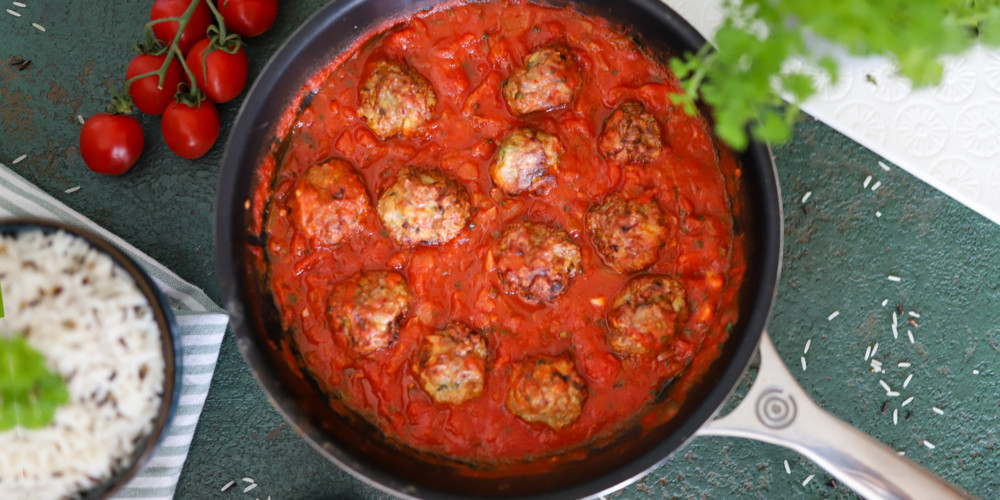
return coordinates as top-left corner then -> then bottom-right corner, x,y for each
0,162 -> 229,499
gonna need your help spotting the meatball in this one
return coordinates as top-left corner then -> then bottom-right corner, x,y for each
377,167 -> 472,246
358,60 -> 437,139
413,322 -> 488,405
506,355 -> 587,430
585,193 -> 670,273
502,45 -> 582,115
290,159 -> 371,246
326,270 -> 413,356
489,128 -> 561,196
598,101 -> 663,164
607,275 -> 687,356
494,221 -> 582,304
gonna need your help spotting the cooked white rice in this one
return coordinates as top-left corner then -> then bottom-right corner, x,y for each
0,230 -> 164,499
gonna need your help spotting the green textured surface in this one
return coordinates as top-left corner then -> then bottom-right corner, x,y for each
2,1 -> 999,499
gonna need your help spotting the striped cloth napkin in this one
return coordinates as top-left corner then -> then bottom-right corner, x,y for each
0,162 -> 229,499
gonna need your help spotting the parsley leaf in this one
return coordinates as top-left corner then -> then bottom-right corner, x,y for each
0,335 -> 69,430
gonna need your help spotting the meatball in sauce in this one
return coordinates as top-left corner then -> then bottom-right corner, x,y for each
502,45 -> 581,115
358,60 -> 437,139
506,355 -> 587,430
489,128 -> 561,196
607,275 -> 687,356
377,167 -> 472,246
494,221 -> 582,304
598,100 -> 663,164
586,192 -> 671,273
290,158 -> 370,247
413,321 -> 488,405
326,270 -> 414,356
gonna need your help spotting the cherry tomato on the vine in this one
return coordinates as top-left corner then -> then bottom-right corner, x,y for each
217,0 -> 278,38
161,99 -> 220,159
186,38 -> 248,103
126,53 -> 184,115
79,113 -> 145,175
151,0 -> 212,55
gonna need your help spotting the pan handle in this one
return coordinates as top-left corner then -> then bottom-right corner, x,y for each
696,330 -> 976,499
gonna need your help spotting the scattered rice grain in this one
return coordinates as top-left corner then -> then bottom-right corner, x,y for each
923,440 -> 935,449
876,211 -> 882,218
12,153 -> 27,164
908,330 -> 914,344
801,191 -> 812,203
827,311 -> 839,321
897,451 -> 905,456
887,391 -> 900,397
898,362 -> 911,368
892,312 -> 897,327
31,22 -> 44,32
887,275 -> 901,282
881,299 -> 888,307
802,474 -> 814,486
879,380 -> 890,392
64,186 -> 80,194
801,356 -> 807,371
872,342 -> 879,356
902,396 -> 914,406
242,477 -> 255,483
221,481 -> 235,492
6,8 -> 21,16
908,311 -> 920,318
871,181 -> 882,191
932,407 -> 944,415
244,483 -> 258,493
892,323 -> 898,339
863,175 -> 872,188
903,374 -> 913,389
804,339 -> 811,354
893,409 -> 898,425
77,114 -> 85,125
864,345 -> 871,361
879,161 -> 890,171
13,1 -> 26,7
784,459 -> 791,474
973,369 -> 980,375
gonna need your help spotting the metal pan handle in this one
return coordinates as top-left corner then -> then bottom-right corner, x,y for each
696,330 -> 976,500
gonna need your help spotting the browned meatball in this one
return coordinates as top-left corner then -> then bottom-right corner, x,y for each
585,193 -> 670,273
506,355 -> 587,429
290,159 -> 371,246
489,128 -> 561,196
598,101 -> 663,164
607,275 -> 687,356
377,167 -> 472,246
495,221 -> 582,304
502,45 -> 582,115
326,270 -> 413,356
413,322 -> 488,405
358,60 -> 437,139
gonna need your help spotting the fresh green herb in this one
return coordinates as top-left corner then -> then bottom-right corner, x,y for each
0,335 -> 69,430
670,0 -> 1000,150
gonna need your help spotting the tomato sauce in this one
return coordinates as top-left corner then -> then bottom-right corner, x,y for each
255,0 -> 745,463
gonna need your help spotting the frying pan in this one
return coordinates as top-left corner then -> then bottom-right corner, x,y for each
215,0 -> 975,498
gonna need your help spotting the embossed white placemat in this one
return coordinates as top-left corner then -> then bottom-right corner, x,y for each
665,0 -> 1000,226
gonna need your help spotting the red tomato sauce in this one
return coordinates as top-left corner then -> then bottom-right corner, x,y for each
255,0 -> 745,463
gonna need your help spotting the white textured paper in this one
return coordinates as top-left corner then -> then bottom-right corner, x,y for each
665,0 -> 1000,225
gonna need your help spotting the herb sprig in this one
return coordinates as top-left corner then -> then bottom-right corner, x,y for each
670,0 -> 1000,150
0,335 -> 69,430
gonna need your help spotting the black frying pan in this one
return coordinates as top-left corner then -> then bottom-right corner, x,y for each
214,1 -> 970,498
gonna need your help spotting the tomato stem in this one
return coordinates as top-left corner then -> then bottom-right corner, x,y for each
172,43 -> 206,106
134,0 -> 204,96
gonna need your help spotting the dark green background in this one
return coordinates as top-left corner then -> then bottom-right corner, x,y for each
2,1 -> 998,498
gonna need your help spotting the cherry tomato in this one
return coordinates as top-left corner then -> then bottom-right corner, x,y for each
161,99 -> 220,159
186,38 -> 249,103
217,0 -> 278,38
79,114 -> 145,175
150,0 -> 212,55
125,53 -> 185,115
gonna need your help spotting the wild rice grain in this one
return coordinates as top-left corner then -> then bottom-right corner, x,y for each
802,474 -> 814,486
887,275 -> 901,282
923,440 -> 936,449
12,154 -> 27,164
827,311 -> 839,321
933,407 -> 944,415
801,191 -> 812,203
902,396 -> 914,406
784,459 -> 791,474
864,175 -> 872,188
221,481 -> 235,492
871,181 -> 882,191
903,374 -> 913,389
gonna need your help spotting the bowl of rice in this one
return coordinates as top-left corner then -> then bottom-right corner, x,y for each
0,218 -> 180,499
